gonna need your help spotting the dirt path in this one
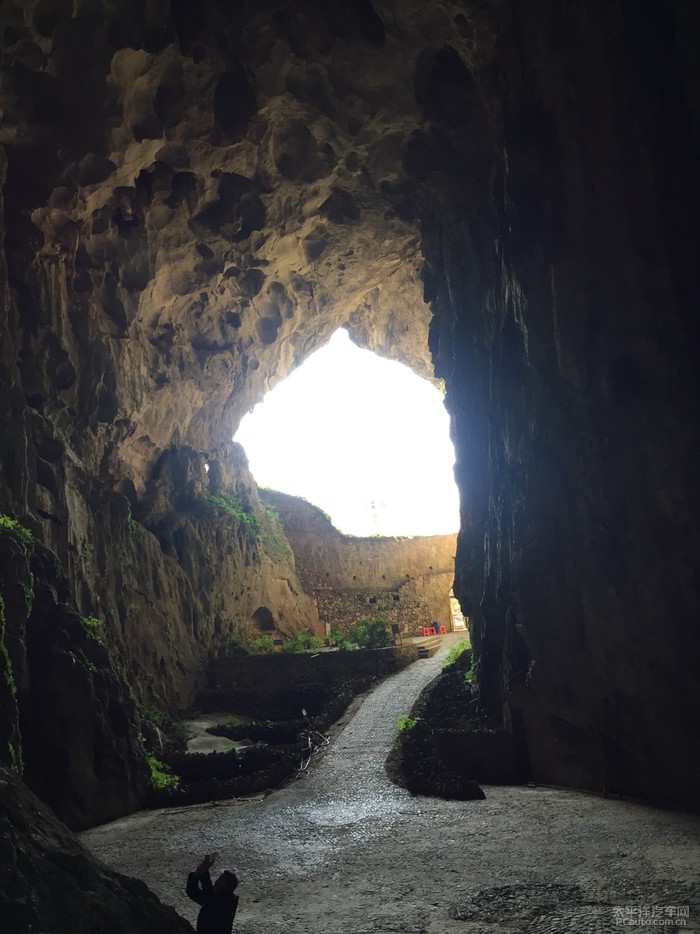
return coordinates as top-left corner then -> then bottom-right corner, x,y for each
82,640 -> 700,933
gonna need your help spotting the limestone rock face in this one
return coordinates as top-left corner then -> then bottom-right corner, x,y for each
0,763 -> 193,934
0,0 -> 445,778
1,0 -> 441,490
0,0 -> 698,877
0,526 -> 150,830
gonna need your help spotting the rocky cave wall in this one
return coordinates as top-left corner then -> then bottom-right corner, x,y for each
1,0 -> 442,831
420,1 -> 700,806
0,0 -> 697,891
264,490 -> 457,635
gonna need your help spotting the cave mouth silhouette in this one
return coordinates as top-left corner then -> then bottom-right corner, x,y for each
234,328 -> 460,537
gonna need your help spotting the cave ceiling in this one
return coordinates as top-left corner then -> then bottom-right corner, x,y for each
0,0 -> 495,488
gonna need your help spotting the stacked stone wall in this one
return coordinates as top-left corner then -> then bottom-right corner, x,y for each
262,491 -> 458,636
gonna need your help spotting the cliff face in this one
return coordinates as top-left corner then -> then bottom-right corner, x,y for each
0,763 -> 193,934
0,0 -> 698,886
422,3 -> 700,804
264,490 -> 458,635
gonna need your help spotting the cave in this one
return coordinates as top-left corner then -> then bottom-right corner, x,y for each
1,1 -> 699,931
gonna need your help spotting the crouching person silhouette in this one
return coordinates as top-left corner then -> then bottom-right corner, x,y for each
186,852 -> 240,934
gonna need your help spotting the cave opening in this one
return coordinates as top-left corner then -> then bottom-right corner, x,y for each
234,327 -> 460,538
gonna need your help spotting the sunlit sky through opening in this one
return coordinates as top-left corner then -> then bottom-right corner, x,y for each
234,329 -> 460,537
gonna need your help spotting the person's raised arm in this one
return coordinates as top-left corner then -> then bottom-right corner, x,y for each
186,853 -> 218,904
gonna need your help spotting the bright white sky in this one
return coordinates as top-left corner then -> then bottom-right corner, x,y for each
234,328 -> 460,537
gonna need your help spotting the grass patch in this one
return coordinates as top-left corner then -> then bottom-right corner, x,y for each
208,491 -> 260,535
442,639 -> 471,669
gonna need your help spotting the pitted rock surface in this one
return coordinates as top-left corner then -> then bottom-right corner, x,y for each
1,0 -> 483,485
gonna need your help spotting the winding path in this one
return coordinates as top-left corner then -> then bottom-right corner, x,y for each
82,639 -> 700,933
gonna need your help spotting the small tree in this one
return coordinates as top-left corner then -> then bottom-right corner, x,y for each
349,617 -> 392,649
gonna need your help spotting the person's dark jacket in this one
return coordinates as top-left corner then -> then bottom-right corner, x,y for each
186,871 -> 239,934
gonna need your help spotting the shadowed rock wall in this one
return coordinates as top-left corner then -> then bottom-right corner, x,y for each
421,1 -> 700,806
0,763 -> 193,934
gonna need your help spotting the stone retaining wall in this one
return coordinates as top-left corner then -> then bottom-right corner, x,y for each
262,490 -> 458,636
207,645 -> 418,694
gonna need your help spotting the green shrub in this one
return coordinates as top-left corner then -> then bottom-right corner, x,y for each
442,639 -> 471,669
395,715 -> 418,733
0,515 -> 34,547
328,627 -> 351,650
147,753 -> 180,790
137,728 -> 180,789
281,631 -> 323,653
349,617 -> 392,650
225,636 -> 250,657
250,634 -> 276,654
83,615 -> 103,637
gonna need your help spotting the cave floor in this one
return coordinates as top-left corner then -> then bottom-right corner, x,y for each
81,637 -> 700,933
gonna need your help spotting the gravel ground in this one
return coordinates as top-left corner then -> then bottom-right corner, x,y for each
82,638 -> 700,933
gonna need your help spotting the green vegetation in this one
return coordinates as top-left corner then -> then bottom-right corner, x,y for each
68,649 -> 97,673
83,615 -> 103,638
249,634 -> 276,654
80,541 -> 94,561
439,637 -> 475,684
0,596 -> 24,775
20,579 -> 34,615
226,630 -> 326,656
136,702 -> 168,729
328,627 -> 352,650
281,631 -> 323,653
208,491 -> 260,535
225,636 -> 251,657
146,752 -> 180,790
0,596 -> 16,700
121,496 -> 138,537
136,725 -> 180,790
259,503 -> 292,560
395,715 -> 418,733
349,617 -> 392,650
464,655 -> 477,685
0,515 -> 34,547
1,595 -> 23,773
442,639 -> 471,669
7,738 -> 22,775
